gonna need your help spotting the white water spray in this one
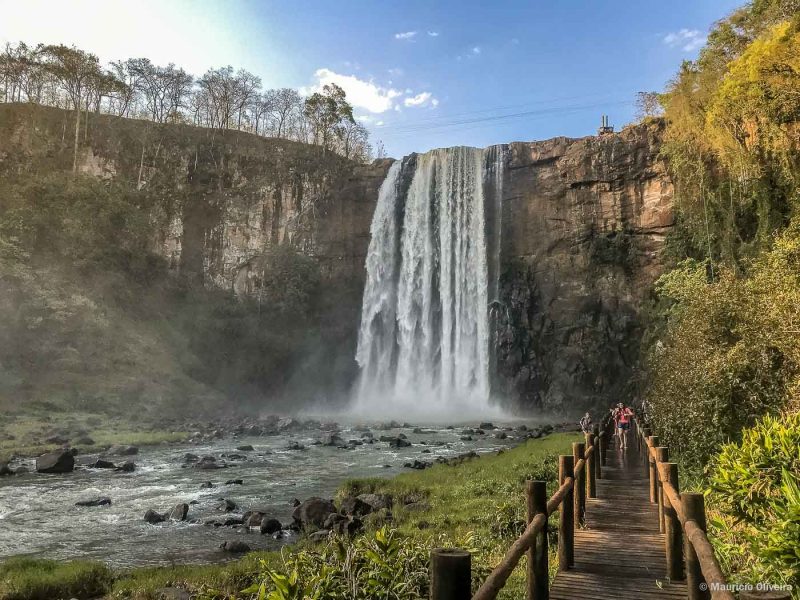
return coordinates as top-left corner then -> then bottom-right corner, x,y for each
355,146 -> 505,419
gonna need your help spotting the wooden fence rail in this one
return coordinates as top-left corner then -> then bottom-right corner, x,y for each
430,416 -> 609,600
428,410 -> 776,600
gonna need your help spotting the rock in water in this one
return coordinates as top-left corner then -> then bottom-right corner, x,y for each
220,541 -> 250,553
75,497 -> 112,507
116,460 -> 136,472
292,497 -> 337,529
89,459 -> 116,469
0,462 -> 13,476
260,518 -> 282,535
166,503 -> 189,521
235,444 -> 254,451
106,445 -> 139,456
35,450 -> 75,474
144,509 -> 165,524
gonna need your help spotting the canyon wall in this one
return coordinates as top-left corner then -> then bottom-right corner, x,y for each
0,104 -> 672,412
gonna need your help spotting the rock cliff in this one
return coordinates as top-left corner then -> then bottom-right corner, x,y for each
0,104 -> 672,413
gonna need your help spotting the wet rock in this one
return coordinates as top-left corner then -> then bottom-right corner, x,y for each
223,516 -> 244,526
144,509 -> 165,524
36,450 -> 75,474
75,497 -> 112,507
319,433 -> 344,446
200,481 -> 214,489
195,456 -> 224,470
166,503 -> 189,521
421,449 -> 431,453
292,497 -> 337,529
403,460 -> 431,470
260,518 -> 282,535
13,466 -> 28,475
183,453 -> 200,462
219,541 -> 250,553
479,422 -> 496,430
106,445 -> 138,456
89,459 -> 116,469
340,496 -> 373,517
381,436 -> 411,448
357,493 -> 393,511
290,498 -> 301,507
0,462 -> 13,476
360,432 -> 374,440
217,499 -> 238,512
116,460 -> 136,472
236,444 -> 254,451
495,432 -> 508,440
244,511 -> 264,527
225,479 -> 244,485
225,453 -> 247,461
460,435 -> 473,441
286,441 -> 305,451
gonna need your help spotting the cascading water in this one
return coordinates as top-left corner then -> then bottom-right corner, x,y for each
355,146 -> 505,418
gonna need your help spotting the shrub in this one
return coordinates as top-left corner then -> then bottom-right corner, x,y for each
0,557 -> 113,600
709,411 -> 800,588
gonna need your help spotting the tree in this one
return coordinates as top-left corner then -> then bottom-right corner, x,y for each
40,44 -> 103,172
338,120 -> 371,162
303,83 -> 354,151
265,87 -> 302,138
634,91 -> 663,120
130,59 -> 192,123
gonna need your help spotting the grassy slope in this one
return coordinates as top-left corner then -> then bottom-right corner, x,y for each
0,432 -> 581,600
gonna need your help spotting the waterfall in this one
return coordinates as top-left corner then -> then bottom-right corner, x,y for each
355,146 -> 505,418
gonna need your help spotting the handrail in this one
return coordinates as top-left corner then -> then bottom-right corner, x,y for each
638,418 -> 736,600
472,513 -> 548,600
546,476 -> 574,516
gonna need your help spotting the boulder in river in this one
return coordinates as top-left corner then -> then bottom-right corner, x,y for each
217,499 -> 238,512
479,422 -> 496,430
260,518 -> 282,535
286,441 -> 305,451
75,497 -> 112,507
200,481 -> 214,489
220,540 -> 250,553
0,462 -> 13,476
166,503 -> 189,521
292,497 -> 337,529
319,433 -> 344,447
144,509 -> 165,524
243,511 -> 264,527
235,444 -> 254,451
116,460 -> 136,472
36,450 -> 75,474
106,445 -> 138,456
90,459 -> 116,469
225,479 -> 243,485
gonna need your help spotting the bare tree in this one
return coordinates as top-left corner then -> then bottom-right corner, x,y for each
40,44 -> 103,172
635,91 -> 663,120
131,59 -> 192,123
265,87 -> 302,138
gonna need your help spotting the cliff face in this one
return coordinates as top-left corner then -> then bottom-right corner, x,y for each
0,104 -> 672,413
496,124 -> 673,411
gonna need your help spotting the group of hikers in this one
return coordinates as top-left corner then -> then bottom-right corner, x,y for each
579,402 -> 635,449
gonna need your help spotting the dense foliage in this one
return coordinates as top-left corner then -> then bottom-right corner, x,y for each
709,412 -> 800,589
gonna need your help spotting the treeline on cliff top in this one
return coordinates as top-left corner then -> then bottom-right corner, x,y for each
640,0 -> 799,588
0,42 -> 377,164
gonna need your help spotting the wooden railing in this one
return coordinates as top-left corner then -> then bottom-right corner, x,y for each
429,419 -> 610,600
634,418 -> 739,600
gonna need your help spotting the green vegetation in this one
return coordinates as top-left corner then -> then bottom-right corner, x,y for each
0,557 -> 113,600
0,433 -> 579,600
709,411 -> 800,590
0,168 -> 334,417
639,0 -> 800,589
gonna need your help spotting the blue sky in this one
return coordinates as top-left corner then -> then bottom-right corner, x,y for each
1,0 -> 743,157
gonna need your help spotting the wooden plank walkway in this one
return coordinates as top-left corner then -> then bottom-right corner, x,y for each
550,439 -> 687,600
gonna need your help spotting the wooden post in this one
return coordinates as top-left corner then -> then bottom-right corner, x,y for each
572,442 -> 585,528
655,446 -> 669,533
647,435 -> 659,504
592,425 -> 602,479
527,480 -> 548,600
558,455 -> 575,570
431,548 -> 471,600
682,493 -> 710,600
662,463 -> 683,581
599,432 -> 607,467
585,432 -> 597,499
642,428 -> 652,471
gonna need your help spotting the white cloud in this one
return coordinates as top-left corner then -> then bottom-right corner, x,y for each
395,31 -> 417,40
428,31 -> 439,37
404,91 -> 438,108
307,68 -> 402,114
472,46 -> 481,54
663,28 -> 706,52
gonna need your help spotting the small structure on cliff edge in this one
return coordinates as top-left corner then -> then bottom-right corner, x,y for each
598,114 -> 614,135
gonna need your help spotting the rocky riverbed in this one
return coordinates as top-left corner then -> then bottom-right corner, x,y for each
0,416 -> 566,567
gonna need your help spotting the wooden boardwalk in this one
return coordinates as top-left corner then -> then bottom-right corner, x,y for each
549,439 -> 687,600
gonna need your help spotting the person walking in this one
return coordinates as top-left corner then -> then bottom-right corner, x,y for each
613,403 -> 634,449
579,412 -> 593,434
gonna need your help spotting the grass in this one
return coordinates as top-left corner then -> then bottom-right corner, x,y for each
0,412 -> 188,462
0,432 -> 581,600
0,557 -> 113,600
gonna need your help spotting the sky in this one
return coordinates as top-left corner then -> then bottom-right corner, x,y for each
0,0 -> 744,158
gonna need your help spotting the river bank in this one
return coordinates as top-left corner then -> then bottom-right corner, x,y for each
0,422 -> 580,600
